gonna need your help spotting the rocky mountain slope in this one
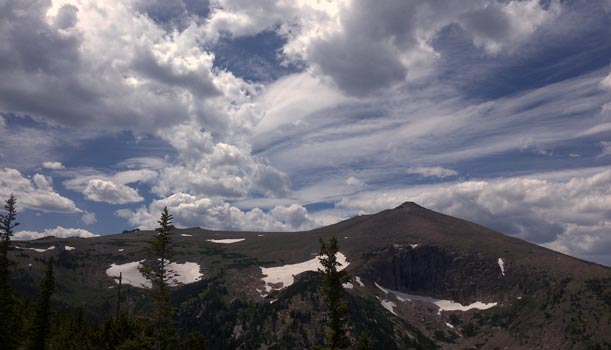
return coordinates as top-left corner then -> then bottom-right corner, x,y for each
10,202 -> 611,349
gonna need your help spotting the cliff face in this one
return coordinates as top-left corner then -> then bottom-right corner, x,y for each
9,202 -> 611,349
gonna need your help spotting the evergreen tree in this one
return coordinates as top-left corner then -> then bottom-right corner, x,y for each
318,236 -> 350,350
355,334 -> 371,350
26,257 -> 55,350
182,332 -> 208,350
139,207 -> 178,350
0,194 -> 19,350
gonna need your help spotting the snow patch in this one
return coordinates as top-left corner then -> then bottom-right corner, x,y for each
106,260 -> 203,288
375,282 -> 389,294
64,245 -> 76,251
410,244 -> 420,249
206,238 -> 245,244
16,245 -> 55,253
378,284 -> 498,314
117,248 -> 124,252
259,252 -> 349,296
257,234 -> 264,237
355,276 -> 365,287
498,258 -> 505,276
180,234 -> 192,237
343,282 -> 354,289
378,297 -> 397,315
445,322 -> 455,329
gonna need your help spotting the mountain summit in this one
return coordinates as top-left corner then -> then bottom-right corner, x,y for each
11,203 -> 611,349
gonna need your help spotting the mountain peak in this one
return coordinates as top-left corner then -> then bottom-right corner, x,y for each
394,201 -> 424,210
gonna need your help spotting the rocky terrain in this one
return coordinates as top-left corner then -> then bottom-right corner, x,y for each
10,202 -> 611,349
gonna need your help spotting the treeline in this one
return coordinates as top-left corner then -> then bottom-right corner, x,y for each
1,194 -> 368,349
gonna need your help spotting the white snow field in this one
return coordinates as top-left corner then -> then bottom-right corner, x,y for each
498,258 -> 506,276
355,276 -> 365,287
375,282 -> 497,314
16,245 -> 55,253
64,245 -> 76,251
180,234 -> 192,237
106,260 -> 203,288
206,238 -> 245,244
378,297 -> 397,315
259,253 -> 349,296
342,282 -> 354,289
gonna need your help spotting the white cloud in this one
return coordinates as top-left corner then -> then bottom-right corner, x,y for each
153,125 -> 290,198
14,226 -> 97,240
252,69 -> 611,185
0,168 -> 80,213
117,193 -> 318,231
83,179 -> 143,205
42,161 -> 65,170
0,0 -> 259,135
600,141 -> 611,157
600,70 -> 611,90
406,166 -> 458,179
63,168 -> 157,203
32,174 -> 54,191
345,176 -> 365,187
81,211 -> 97,225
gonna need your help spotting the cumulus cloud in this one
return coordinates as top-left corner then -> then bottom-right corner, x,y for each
407,166 -> 458,178
83,179 -> 143,205
0,0 -> 259,134
14,226 -> 97,240
64,168 -> 157,204
42,161 -> 65,170
345,176 -> 366,187
81,211 -> 97,225
336,169 -> 611,263
117,193 -> 318,231
0,168 -> 80,213
153,125 -> 290,198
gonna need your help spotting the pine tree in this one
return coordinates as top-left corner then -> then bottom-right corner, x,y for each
318,236 -> 350,350
355,334 -> 371,350
139,207 -> 178,350
26,257 -> 55,350
0,194 -> 19,350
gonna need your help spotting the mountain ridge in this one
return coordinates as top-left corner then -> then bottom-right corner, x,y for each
9,202 -> 611,349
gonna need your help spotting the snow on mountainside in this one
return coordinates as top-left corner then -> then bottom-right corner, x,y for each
8,202 -> 611,349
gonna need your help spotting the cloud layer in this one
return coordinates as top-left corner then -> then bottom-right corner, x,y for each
0,168 -> 80,213
117,193 -> 318,232
14,226 -> 97,240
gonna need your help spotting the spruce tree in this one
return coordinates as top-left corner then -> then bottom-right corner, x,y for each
26,257 -> 55,350
139,207 -> 177,350
318,236 -> 350,350
0,194 -> 19,350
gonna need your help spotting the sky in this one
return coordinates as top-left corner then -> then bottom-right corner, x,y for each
0,0 -> 610,265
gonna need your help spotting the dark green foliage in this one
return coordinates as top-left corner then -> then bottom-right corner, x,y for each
139,207 -> 178,350
26,257 -> 55,350
355,334 -> 371,350
0,194 -> 19,350
182,332 -> 208,349
318,236 -> 350,350
586,278 -> 611,307
448,313 -> 461,326
462,322 -> 478,337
